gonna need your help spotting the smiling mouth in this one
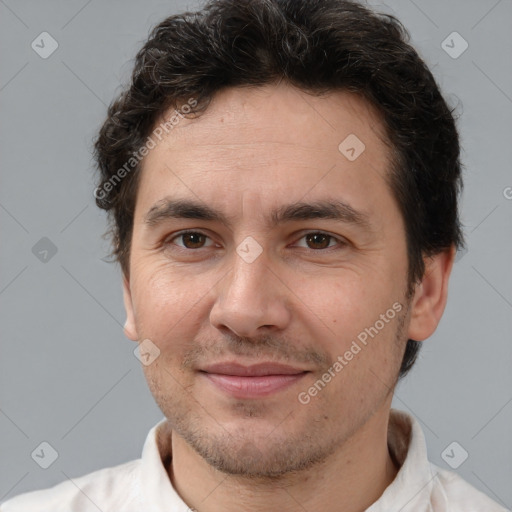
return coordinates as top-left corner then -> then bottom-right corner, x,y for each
199,362 -> 310,399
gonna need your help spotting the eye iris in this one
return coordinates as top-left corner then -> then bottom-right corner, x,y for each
183,233 -> 205,248
306,233 -> 330,249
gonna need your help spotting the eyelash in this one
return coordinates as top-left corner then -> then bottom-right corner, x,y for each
164,229 -> 348,252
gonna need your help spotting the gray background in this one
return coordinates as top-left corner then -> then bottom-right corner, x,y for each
1,0 -> 511,508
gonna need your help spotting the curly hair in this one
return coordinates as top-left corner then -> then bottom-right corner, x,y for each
93,0 -> 464,379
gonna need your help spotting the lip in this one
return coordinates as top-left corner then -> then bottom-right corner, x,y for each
201,362 -> 308,376
200,362 -> 309,399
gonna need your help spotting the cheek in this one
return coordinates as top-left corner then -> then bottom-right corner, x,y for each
296,271 -> 386,340
130,262 -> 209,338
295,270 -> 405,385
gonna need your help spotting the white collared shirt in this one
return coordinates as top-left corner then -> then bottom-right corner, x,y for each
1,409 -> 508,511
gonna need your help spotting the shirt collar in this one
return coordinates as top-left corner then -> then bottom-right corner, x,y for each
139,408 -> 444,511
367,408 -> 444,511
140,417 -> 183,510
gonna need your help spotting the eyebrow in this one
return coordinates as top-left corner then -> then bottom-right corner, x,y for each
144,197 -> 373,231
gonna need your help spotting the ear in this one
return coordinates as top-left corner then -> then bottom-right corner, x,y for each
407,245 -> 456,342
122,274 -> 139,341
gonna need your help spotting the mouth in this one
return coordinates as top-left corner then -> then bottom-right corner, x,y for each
199,362 -> 310,399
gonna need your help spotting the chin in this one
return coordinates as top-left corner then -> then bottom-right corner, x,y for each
176,417 -> 336,478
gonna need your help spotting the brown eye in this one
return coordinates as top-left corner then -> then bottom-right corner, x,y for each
182,232 -> 206,248
305,233 -> 335,250
169,231 -> 214,249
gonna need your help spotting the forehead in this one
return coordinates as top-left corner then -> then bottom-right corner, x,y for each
135,83 -> 393,221
155,83 -> 388,154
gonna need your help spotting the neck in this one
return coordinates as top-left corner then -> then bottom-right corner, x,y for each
168,404 -> 399,512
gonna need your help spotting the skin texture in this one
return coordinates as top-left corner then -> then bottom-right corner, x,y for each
122,82 -> 455,512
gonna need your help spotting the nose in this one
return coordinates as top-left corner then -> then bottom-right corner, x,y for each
209,248 -> 292,339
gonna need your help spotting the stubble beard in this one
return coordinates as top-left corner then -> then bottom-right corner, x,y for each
145,299 -> 410,479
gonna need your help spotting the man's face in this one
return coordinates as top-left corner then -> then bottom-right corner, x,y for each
123,83 -> 413,476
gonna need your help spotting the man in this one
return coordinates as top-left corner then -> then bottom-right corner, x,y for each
2,0 -> 507,510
